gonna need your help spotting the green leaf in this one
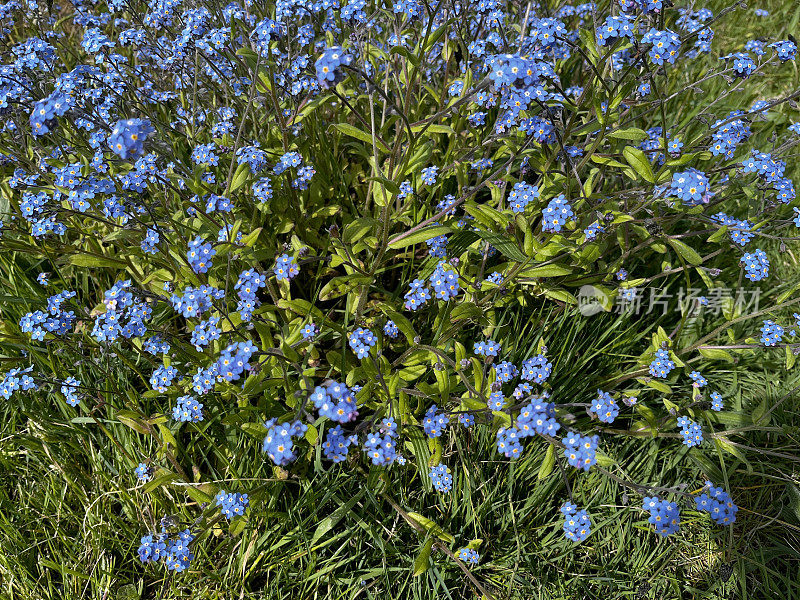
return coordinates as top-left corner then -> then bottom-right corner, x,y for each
543,288 -> 578,304
333,123 -> 390,153
698,348 -> 734,363
666,238 -> 703,266
519,264 -> 573,278
538,443 -> 555,480
474,230 -> 527,262
229,162 -> 251,193
142,472 -> 179,493
777,280 -> 800,304
390,45 -> 420,67
707,225 -> 728,243
595,451 -> 615,467
609,128 -> 648,142
646,379 -> 672,394
407,512 -> 455,544
240,422 -> 265,438
714,436 -> 750,470
591,154 -> 628,169
310,490 -> 365,548
751,396 -> 770,425
622,146 -> 655,183
69,253 -> 127,268
410,123 -> 456,135
388,226 -> 451,250
157,422 -> 177,448
413,539 -> 434,576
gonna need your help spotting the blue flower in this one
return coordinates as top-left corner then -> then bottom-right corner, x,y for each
689,371 -> 707,387
474,340 -> 501,357
542,194 -> 573,232
61,376 -> 81,407
561,502 -> 592,542
649,348 -> 675,378
314,46 -> 353,86
496,427 -> 523,458
363,418 -> 399,465
311,381 -> 359,423
215,490 -> 249,519
694,481 -> 738,525
760,319 -> 783,346
590,389 -> 619,423
135,463 -> 152,482
423,404 -> 449,438
186,236 -> 215,274
300,322 -> 318,340
430,463 -> 453,492
348,327 -> 376,359
173,395 -> 204,423
742,249 -> 769,281
677,416 -> 703,447
383,320 -> 399,338
107,118 -> 154,159
562,432 -> 598,470
421,165 -> 439,186
642,496 -> 680,535
455,548 -> 480,565
263,419 -> 308,466
323,425 -> 358,462
274,254 -> 299,281
669,169 -> 711,205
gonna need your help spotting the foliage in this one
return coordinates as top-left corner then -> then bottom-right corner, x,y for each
1,0 -> 800,597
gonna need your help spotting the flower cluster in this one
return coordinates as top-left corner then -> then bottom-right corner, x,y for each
474,340 -> 501,358
455,548 -> 480,565
173,395 -> 204,423
135,463 -> 152,482
694,481 -> 739,525
760,320 -> 784,346
423,405 -> 449,438
563,432 -> 598,471
430,463 -> 453,492
315,46 -> 353,87
274,254 -> 300,281
516,400 -> 559,437
649,348 -> 676,378
138,527 -> 195,572
643,497 -> 681,536
363,418 -> 399,465
310,381 -> 358,423
263,420 -> 308,466
520,354 -> 553,383
677,416 -> 703,447
590,389 -> 619,423
689,371 -> 707,387
215,491 -> 249,520
669,169 -> 711,206
348,327 -> 376,359
323,425 -> 358,463
561,502 -> 592,543
508,182 -> 539,213
187,237 -> 216,274
108,118 -> 154,159
542,195 -> 574,233
641,29 -> 681,65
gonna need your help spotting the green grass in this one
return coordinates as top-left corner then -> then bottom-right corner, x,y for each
2,293 -> 800,599
3,1 -> 800,599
